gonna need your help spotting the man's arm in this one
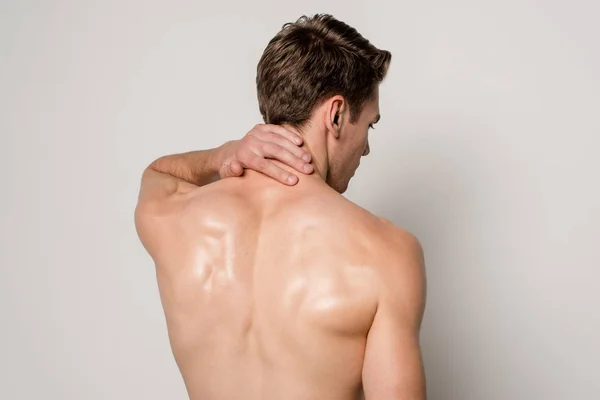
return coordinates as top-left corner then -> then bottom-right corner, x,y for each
362,231 -> 427,400
136,124 -> 314,207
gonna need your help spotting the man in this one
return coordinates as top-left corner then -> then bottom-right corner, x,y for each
135,14 -> 426,400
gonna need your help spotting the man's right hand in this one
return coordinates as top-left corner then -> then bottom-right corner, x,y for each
218,124 -> 314,185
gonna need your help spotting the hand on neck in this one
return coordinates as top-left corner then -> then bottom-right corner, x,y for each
281,123 -> 329,181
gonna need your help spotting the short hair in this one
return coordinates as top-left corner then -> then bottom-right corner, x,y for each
256,14 -> 391,130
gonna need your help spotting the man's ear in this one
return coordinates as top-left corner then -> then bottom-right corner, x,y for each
324,95 -> 345,139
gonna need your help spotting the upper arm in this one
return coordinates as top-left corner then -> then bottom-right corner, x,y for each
362,232 -> 427,399
134,168 -> 197,260
136,167 -> 197,208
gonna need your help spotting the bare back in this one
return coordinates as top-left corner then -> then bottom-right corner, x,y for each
136,169 -> 426,400
138,170 -> 392,399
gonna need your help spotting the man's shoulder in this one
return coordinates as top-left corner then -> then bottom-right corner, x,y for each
366,218 -> 424,272
323,199 -> 423,264
378,219 -> 422,249
318,195 -> 421,249
336,202 -> 420,246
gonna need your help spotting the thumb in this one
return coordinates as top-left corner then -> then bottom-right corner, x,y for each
220,161 -> 243,179
229,160 -> 243,176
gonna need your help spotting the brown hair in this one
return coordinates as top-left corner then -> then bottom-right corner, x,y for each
256,14 -> 391,130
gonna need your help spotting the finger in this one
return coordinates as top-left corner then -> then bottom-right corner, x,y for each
253,124 -> 304,146
259,132 -> 311,162
246,125 -> 311,162
246,153 -> 299,185
262,142 -> 313,174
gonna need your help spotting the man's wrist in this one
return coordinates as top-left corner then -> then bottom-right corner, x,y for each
209,142 -> 226,172
206,141 -> 235,180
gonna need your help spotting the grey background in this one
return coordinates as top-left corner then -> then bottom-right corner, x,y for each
1,1 -> 599,399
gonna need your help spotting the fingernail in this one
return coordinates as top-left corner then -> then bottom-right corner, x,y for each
304,164 -> 313,173
302,153 -> 311,162
287,175 -> 298,184
295,136 -> 303,144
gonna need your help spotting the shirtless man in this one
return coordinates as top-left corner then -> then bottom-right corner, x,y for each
135,14 -> 426,400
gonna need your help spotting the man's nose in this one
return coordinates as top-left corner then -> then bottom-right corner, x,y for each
362,141 -> 370,156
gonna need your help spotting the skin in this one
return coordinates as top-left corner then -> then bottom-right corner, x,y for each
135,88 -> 427,400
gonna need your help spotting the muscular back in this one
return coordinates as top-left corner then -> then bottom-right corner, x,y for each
136,170 -> 426,400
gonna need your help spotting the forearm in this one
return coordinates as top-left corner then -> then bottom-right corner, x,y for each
148,142 -> 230,187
